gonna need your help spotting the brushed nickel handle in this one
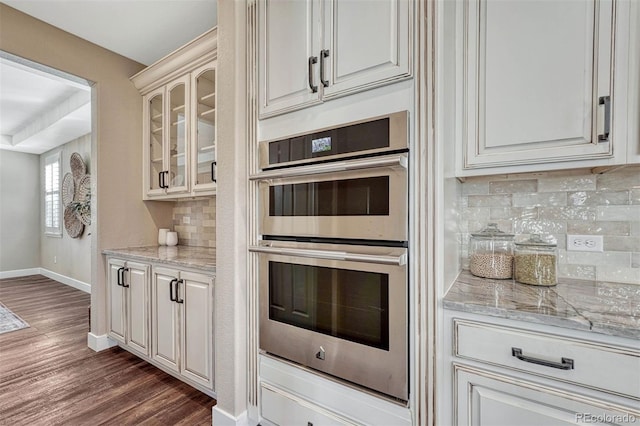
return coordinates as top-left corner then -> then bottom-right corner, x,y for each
249,153 -> 407,181
512,347 -> 574,370
249,245 -> 406,266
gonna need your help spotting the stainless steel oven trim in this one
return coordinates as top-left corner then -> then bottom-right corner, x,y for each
258,111 -> 408,170
249,245 -> 407,266
258,158 -> 408,241
250,153 -> 407,181
257,247 -> 408,401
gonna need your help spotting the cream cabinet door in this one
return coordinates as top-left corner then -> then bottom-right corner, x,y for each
125,261 -> 150,355
258,0 -> 322,117
191,63 -> 217,193
179,271 -> 214,389
455,366 -> 638,426
165,75 -> 191,195
142,88 -> 166,198
321,0 -> 412,99
107,258 -> 126,344
461,0 -> 619,170
151,267 -> 180,373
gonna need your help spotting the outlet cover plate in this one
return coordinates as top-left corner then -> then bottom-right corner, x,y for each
567,235 -> 604,252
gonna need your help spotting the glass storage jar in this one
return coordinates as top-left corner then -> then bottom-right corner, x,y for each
514,234 -> 558,286
469,223 -> 515,279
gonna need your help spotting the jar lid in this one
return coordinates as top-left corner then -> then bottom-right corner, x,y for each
471,223 -> 514,239
515,234 -> 557,247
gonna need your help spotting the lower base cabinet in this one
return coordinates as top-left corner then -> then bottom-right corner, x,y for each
107,258 -> 150,356
107,256 -> 215,396
455,366 -> 638,426
445,311 -> 640,426
258,355 -> 412,426
152,266 -> 214,390
261,384 -> 355,426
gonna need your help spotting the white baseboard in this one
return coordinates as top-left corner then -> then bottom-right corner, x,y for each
213,407 -> 248,426
39,269 -> 91,293
0,268 -> 41,279
87,332 -> 117,352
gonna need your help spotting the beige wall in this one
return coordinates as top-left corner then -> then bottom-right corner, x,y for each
40,135 -> 92,284
0,4 -> 174,336
0,150 -> 41,272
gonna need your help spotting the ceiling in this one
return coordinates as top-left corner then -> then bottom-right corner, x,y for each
0,0 -> 217,155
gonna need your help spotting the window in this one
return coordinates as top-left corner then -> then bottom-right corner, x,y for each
44,152 -> 61,236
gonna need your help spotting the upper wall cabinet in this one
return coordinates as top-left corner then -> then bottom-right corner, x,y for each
258,0 -> 412,118
456,0 -> 636,176
132,29 -> 217,200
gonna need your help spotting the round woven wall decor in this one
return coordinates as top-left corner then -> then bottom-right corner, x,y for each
62,173 -> 75,207
64,205 -> 84,238
70,152 -> 87,181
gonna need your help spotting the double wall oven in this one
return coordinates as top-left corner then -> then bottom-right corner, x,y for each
250,111 -> 409,401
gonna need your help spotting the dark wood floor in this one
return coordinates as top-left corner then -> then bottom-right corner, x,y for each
0,275 -> 216,425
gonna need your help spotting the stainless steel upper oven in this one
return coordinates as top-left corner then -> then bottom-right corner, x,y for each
258,154 -> 407,241
256,111 -> 408,243
251,240 -> 408,401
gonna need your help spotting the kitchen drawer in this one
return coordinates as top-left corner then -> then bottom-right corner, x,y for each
260,383 -> 355,426
453,319 -> 640,399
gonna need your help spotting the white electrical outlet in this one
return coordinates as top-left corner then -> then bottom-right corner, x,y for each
567,235 -> 604,252
183,216 -> 190,224
54,256 -> 57,264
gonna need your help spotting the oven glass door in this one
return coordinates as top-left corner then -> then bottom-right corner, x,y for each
255,243 -> 408,401
258,154 -> 407,242
269,261 -> 390,350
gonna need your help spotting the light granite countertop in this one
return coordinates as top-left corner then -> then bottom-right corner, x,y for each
103,246 -> 216,273
444,271 -> 640,340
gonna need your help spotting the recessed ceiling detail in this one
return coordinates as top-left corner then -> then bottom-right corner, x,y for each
0,57 -> 91,155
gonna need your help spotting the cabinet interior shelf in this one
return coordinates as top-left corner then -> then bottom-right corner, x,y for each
151,158 -> 163,163
152,127 -> 163,134
199,108 -> 215,118
172,104 -> 185,112
172,119 -> 186,126
199,144 -> 215,152
151,113 -> 163,121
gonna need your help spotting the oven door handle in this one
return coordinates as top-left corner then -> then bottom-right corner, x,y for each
249,153 -> 407,181
249,245 -> 406,266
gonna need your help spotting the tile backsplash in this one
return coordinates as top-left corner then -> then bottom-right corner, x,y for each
461,166 -> 640,284
172,198 -> 216,248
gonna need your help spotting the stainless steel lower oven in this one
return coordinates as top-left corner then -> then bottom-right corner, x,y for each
250,240 -> 408,401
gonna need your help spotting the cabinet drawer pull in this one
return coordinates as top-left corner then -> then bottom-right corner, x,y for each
598,95 -> 611,143
211,161 -> 217,183
511,347 -> 574,370
117,267 -> 125,286
320,49 -> 330,87
121,268 -> 130,288
175,279 -> 184,304
308,56 -> 318,93
169,278 -> 177,302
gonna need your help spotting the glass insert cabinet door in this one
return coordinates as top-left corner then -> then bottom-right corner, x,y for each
146,89 -> 164,194
166,76 -> 189,193
192,64 -> 216,192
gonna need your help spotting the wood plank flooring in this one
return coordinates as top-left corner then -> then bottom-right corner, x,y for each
0,275 -> 216,425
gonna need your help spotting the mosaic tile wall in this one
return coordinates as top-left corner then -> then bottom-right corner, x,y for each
460,165 -> 640,284
172,198 -> 216,248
